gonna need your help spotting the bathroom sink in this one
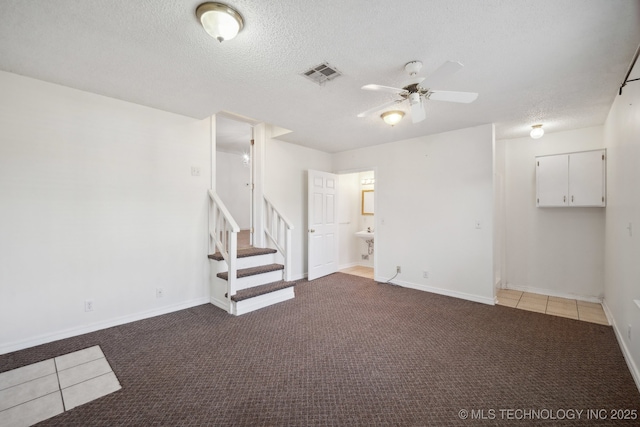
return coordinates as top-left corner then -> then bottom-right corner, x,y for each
355,230 -> 374,240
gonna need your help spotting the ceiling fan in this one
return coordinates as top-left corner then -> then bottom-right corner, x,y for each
358,60 -> 478,124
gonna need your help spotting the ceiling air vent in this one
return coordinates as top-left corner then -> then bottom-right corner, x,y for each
301,62 -> 342,85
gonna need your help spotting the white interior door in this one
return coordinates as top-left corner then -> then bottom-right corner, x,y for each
308,170 -> 339,280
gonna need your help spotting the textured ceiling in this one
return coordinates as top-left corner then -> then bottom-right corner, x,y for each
0,0 -> 639,152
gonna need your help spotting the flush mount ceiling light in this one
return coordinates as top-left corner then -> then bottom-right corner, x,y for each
196,2 -> 244,42
380,110 -> 405,126
530,124 -> 545,139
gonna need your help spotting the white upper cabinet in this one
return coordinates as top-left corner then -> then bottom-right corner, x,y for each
536,149 -> 606,208
536,154 -> 569,206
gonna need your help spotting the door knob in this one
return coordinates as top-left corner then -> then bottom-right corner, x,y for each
309,229 -> 315,233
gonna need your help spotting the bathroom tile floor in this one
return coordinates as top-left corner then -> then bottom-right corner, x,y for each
496,289 -> 609,325
340,266 -> 374,279
0,345 -> 121,427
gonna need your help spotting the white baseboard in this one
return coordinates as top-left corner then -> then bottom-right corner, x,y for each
504,283 -> 602,304
376,276 -> 495,306
289,272 -> 307,281
338,262 -> 361,270
602,300 -> 640,393
0,297 -> 209,355
210,295 -> 229,312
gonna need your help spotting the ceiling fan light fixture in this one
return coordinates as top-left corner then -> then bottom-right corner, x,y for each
196,2 -> 244,42
381,110 -> 404,126
530,124 -> 544,139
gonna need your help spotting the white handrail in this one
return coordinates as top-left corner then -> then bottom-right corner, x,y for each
208,189 -> 239,313
264,196 -> 294,281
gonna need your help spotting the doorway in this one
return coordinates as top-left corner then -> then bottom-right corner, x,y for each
336,170 -> 376,280
215,115 -> 253,248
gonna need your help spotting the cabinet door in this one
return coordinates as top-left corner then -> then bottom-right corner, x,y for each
569,150 -> 605,206
536,154 -> 569,207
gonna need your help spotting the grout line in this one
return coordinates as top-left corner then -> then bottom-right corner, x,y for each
0,370 -> 55,393
56,355 -> 105,373
53,357 -> 65,411
0,389 -> 62,414
59,366 -> 114,391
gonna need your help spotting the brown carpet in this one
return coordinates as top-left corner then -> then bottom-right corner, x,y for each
1,273 -> 638,426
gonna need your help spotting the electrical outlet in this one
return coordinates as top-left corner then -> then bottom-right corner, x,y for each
423,271 -> 429,278
156,288 -> 164,298
190,166 -> 201,176
85,300 -> 94,312
396,266 -> 401,274
628,324 -> 632,340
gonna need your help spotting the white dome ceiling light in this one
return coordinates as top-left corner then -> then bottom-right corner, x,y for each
530,124 -> 545,139
380,110 -> 405,126
196,3 -> 244,42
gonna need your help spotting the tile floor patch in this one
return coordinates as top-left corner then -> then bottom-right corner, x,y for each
0,360 -> 56,391
0,391 -> 64,427
55,345 -> 104,371
0,346 -> 120,427
339,266 -> 374,279
0,373 -> 59,412
58,358 -> 112,389
62,372 -> 121,411
496,290 -> 609,325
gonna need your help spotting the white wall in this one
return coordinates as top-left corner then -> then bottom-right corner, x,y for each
333,124 -> 495,304
501,126 -> 605,300
216,151 -> 251,229
603,78 -> 640,389
264,138 -> 332,280
0,71 -> 211,354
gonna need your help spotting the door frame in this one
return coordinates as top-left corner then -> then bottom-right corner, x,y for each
334,167 -> 378,280
212,112 -> 265,247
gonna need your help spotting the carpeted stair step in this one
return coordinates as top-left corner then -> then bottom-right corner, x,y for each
227,280 -> 300,302
217,263 -> 284,280
208,247 -> 277,261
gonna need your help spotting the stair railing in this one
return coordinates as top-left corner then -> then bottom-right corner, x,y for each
208,189 -> 239,311
264,196 -> 294,281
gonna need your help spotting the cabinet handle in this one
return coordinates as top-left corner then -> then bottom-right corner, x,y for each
571,195 -> 574,203
563,196 -> 566,203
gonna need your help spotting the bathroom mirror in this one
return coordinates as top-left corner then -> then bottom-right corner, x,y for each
362,190 -> 374,215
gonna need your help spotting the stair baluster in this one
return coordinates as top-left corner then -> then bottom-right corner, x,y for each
264,196 -> 294,281
208,190 -> 239,313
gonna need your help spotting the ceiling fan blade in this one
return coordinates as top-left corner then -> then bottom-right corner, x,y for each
411,101 -> 426,123
362,84 -> 408,95
419,61 -> 463,89
429,90 -> 478,103
357,99 -> 402,118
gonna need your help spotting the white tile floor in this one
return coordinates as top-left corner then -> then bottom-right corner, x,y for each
0,345 -> 121,427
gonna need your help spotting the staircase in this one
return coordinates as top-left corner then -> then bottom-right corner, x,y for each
208,190 -> 296,315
